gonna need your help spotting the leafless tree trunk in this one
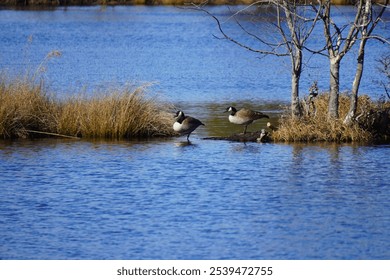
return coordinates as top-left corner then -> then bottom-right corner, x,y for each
344,0 -> 389,125
277,0 -> 306,117
291,52 -> 302,117
329,57 -> 341,118
318,0 -> 363,119
344,40 -> 367,124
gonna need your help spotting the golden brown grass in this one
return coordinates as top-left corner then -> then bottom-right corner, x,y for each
0,75 -> 57,138
0,75 -> 175,139
57,85 -> 175,138
272,93 -> 390,143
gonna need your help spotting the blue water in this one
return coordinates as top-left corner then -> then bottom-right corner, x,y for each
0,5 -> 390,260
1,139 -> 390,259
0,5 -> 388,103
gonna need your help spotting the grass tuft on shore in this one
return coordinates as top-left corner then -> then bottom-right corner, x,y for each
0,74 -> 175,139
272,93 -> 390,143
0,75 -> 57,138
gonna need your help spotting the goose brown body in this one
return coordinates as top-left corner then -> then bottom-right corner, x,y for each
225,106 -> 269,134
173,110 -> 204,141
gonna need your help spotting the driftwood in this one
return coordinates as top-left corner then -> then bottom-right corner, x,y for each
25,130 -> 81,139
203,129 -> 270,143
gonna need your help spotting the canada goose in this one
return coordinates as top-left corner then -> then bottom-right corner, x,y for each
173,110 -> 204,141
225,106 -> 269,134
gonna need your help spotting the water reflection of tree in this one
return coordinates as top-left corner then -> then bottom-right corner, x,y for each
289,143 -> 343,187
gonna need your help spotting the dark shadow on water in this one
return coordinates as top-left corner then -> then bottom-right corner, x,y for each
174,140 -> 199,148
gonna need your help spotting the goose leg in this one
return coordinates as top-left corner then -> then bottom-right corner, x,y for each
243,125 -> 248,134
187,133 -> 191,142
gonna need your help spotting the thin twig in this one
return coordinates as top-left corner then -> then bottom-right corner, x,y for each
25,130 -> 80,139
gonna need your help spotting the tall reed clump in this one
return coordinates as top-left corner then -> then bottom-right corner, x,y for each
272,93 -> 390,143
57,85 -> 175,139
0,75 -> 57,139
0,74 -> 175,139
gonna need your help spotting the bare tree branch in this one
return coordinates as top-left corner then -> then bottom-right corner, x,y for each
232,14 -> 286,49
191,3 -> 290,56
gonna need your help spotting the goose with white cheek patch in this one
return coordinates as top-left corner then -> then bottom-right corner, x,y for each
173,110 -> 205,141
225,106 -> 269,134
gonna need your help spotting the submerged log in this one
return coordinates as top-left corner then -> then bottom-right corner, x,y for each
203,129 -> 271,143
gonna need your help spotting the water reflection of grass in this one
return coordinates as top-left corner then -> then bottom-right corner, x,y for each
204,103 -> 279,137
0,74 -> 175,139
174,101 -> 282,137
180,95 -> 390,144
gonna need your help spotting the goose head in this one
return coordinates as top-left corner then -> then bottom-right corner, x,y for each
224,106 -> 237,115
174,110 -> 185,123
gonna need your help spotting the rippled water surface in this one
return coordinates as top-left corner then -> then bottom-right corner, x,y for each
1,5 -> 390,260
1,139 -> 390,259
0,5 -> 388,102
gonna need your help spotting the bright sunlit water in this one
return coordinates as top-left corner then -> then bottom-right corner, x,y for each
0,5 -> 388,103
0,5 -> 390,260
1,139 -> 390,259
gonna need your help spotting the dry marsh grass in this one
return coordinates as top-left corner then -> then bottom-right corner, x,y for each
57,86 -> 175,138
0,76 -> 57,138
0,75 -> 175,139
273,93 -> 390,143
2,72 -> 388,143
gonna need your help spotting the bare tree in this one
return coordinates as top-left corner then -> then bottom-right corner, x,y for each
344,0 -> 389,125
315,0 -> 365,119
194,1 -> 323,118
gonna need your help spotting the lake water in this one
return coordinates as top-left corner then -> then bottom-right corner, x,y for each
1,139 -> 390,259
0,5 -> 388,102
0,5 -> 390,260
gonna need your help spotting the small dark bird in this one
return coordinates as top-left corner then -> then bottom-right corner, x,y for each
173,110 -> 204,141
308,81 -> 319,99
225,106 -> 269,134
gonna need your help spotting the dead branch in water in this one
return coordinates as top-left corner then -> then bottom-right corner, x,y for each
25,130 -> 81,139
203,129 -> 270,143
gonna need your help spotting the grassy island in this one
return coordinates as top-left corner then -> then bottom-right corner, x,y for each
0,75 -> 175,139
1,74 -> 389,143
272,94 -> 390,144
